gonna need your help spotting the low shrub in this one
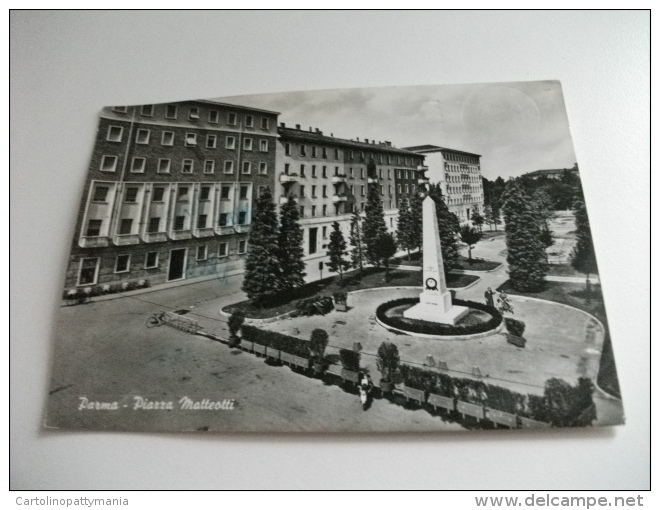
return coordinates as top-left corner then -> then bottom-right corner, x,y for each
398,363 -> 591,423
292,296 -> 334,317
339,348 -> 360,371
63,279 -> 151,303
309,329 -> 329,362
241,325 -> 310,359
375,298 -> 502,336
504,318 -> 526,337
333,292 -> 347,305
228,310 -> 245,347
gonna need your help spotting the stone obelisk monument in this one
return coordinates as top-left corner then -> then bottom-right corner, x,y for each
403,196 -> 469,325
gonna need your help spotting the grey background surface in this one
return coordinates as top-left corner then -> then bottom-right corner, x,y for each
10,11 -> 650,489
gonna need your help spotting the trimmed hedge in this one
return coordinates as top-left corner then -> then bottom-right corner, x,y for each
241,325 -> 310,359
398,363 -> 594,425
339,348 -> 360,371
505,318 -> 526,337
292,296 -> 334,317
63,280 -> 150,302
376,297 -> 502,336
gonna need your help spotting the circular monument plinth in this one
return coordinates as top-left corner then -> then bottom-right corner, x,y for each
375,297 -> 504,340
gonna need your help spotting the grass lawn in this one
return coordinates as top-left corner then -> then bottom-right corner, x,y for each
223,267 -> 479,319
546,263 -> 599,278
391,252 -> 501,272
496,280 -> 620,399
391,252 -> 502,271
457,256 -> 502,271
480,230 -> 504,240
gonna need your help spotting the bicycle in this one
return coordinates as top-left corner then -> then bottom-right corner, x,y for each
146,311 -> 170,328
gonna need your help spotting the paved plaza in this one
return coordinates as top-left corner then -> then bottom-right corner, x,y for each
47,220 -> 624,432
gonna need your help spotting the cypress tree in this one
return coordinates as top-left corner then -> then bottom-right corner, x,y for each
278,194 -> 306,291
375,232 -> 398,282
427,183 -> 460,277
409,192 -> 423,253
396,197 -> 413,260
326,221 -> 351,286
349,210 -> 366,275
363,164 -> 388,266
571,199 -> 598,299
242,187 -> 282,305
501,179 -> 548,292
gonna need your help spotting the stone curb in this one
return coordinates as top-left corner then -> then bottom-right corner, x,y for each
505,294 -> 619,402
218,307 -> 297,324
375,314 -> 505,341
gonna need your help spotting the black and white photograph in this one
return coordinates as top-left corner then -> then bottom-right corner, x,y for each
45,81 -> 624,433
11,10 -> 649,491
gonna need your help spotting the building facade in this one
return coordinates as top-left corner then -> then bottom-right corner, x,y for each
404,145 -> 484,225
523,164 -> 579,180
63,100 -> 279,291
276,125 -> 426,281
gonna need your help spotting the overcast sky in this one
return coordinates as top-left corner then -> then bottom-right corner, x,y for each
217,80 -> 577,182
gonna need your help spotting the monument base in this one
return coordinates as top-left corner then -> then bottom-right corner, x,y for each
403,290 -> 469,325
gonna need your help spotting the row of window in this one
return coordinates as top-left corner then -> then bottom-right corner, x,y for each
112,105 -> 270,129
86,206 -> 251,238
284,164 -> 405,180
284,143 -> 421,167
78,240 -> 248,285
446,174 -> 481,183
447,186 -> 481,195
99,155 -> 268,175
295,183 -> 406,199
445,162 -> 480,173
106,125 -> 270,152
444,153 -> 479,164
92,182 -> 254,205
297,201 -> 395,218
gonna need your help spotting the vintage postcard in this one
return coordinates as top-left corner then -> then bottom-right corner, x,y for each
45,81 -> 623,433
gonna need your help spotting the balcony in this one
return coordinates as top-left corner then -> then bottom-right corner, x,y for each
215,225 -> 236,236
79,236 -> 109,248
279,173 -> 299,184
169,230 -> 192,240
194,227 -> 215,238
332,194 -> 347,203
114,234 -> 140,246
367,177 -> 378,184
143,232 -> 167,243
331,174 -> 347,184
417,177 -> 430,185
416,165 -> 429,171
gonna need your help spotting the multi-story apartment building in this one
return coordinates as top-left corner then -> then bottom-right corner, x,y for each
276,124 -> 426,281
63,100 -> 279,290
404,145 -> 484,224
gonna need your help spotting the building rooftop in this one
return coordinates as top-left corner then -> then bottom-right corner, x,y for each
524,165 -> 579,178
278,125 -> 423,156
403,144 -> 481,158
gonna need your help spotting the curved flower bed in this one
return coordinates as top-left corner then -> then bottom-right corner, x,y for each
376,297 -> 502,336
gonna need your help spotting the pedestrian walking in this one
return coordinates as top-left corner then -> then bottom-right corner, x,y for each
484,287 -> 495,308
497,291 -> 514,315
